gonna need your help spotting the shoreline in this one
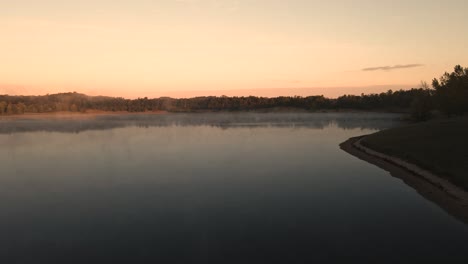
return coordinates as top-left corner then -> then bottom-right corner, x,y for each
340,136 -> 468,225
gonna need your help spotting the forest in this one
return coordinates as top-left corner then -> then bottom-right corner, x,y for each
1,65 -> 467,120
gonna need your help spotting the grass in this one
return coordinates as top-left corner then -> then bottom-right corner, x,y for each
361,116 -> 468,191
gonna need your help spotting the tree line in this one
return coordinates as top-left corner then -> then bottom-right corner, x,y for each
0,90 -> 427,114
1,65 -> 466,119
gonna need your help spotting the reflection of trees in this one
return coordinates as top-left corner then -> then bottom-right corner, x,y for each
0,113 -> 401,134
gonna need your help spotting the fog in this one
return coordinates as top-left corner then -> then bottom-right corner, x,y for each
0,112 -> 402,134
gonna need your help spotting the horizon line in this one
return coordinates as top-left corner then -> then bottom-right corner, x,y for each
0,84 -> 419,99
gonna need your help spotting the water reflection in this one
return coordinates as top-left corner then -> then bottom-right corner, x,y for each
1,113 -> 467,263
0,112 -> 402,134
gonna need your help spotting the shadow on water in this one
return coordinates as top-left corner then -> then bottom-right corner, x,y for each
0,112 -> 402,134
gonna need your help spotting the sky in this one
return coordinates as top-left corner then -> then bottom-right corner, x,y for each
1,0 -> 467,98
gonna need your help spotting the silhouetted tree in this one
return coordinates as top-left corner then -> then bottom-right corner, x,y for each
410,81 -> 434,121
432,65 -> 468,116
0,66 -> 465,119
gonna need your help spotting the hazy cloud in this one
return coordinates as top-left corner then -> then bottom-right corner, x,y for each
362,64 -> 424,72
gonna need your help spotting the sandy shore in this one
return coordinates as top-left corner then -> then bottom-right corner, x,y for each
340,136 -> 468,225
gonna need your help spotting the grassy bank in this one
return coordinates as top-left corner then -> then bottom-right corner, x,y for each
361,116 -> 468,190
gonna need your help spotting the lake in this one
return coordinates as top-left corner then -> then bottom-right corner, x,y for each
0,113 -> 467,263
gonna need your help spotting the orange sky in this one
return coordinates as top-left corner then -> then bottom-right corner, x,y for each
1,0 -> 467,98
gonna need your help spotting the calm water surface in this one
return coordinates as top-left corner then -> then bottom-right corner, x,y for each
0,113 -> 467,263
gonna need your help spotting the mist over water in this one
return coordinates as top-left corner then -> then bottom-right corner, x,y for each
0,112 -> 400,134
0,113 -> 467,263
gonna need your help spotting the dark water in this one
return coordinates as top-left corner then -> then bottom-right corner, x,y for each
0,113 -> 467,263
